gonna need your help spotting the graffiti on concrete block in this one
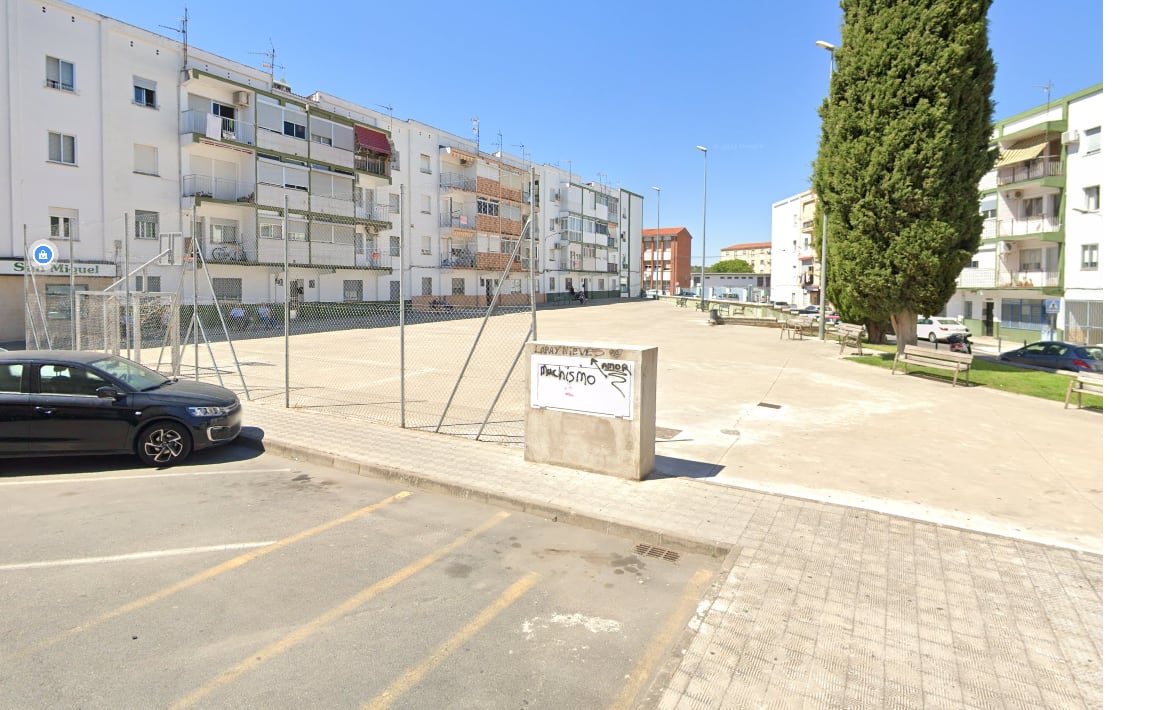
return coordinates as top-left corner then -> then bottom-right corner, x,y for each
530,354 -> 634,419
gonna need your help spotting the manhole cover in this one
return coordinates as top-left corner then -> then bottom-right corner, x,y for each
758,402 -> 781,409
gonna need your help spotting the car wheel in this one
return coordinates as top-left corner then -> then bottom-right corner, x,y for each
928,332 -> 937,343
136,421 -> 192,466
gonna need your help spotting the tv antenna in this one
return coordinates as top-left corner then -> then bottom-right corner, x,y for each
470,117 -> 480,153
492,130 -> 504,154
376,103 -> 394,130
249,40 -> 284,87
159,7 -> 188,70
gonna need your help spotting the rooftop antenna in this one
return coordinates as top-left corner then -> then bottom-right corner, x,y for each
1037,80 -> 1053,158
514,143 -> 529,163
376,103 -> 394,131
492,130 -> 504,155
470,117 -> 480,154
159,7 -> 188,70
249,40 -> 283,88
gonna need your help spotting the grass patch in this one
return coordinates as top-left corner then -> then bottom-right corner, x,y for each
851,346 -> 1103,409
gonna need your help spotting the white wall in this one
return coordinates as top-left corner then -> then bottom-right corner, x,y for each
1061,89 -> 1104,297
770,192 -> 805,304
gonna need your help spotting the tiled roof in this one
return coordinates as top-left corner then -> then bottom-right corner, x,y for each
721,242 -> 772,251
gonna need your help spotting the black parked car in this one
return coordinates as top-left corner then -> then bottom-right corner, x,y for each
0,350 -> 242,466
999,341 -> 1103,373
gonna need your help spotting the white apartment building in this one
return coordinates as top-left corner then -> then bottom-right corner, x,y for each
0,0 -> 638,343
950,84 -> 1104,345
768,190 -> 819,307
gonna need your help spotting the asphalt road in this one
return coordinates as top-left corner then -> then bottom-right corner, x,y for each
0,447 -> 725,709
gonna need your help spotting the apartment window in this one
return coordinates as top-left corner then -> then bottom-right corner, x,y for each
134,275 -> 161,292
451,278 -> 465,295
548,277 -> 555,291
390,235 -> 400,257
1019,248 -> 1043,272
1081,244 -> 1099,270
49,209 -> 78,240
46,284 -> 87,319
134,210 -> 159,240
421,195 -> 432,214
48,132 -> 76,164
477,198 -> 499,216
212,278 -> 242,301
343,280 -> 363,302
421,277 -> 432,296
1083,186 -> 1100,212
1082,126 -> 1101,154
979,196 -> 997,220
259,222 -> 283,239
1001,299 -> 1045,330
133,77 -> 157,108
389,281 -> 400,300
420,154 -> 431,174
46,56 -> 74,91
421,236 -> 432,256
963,301 -> 973,319
389,193 -> 401,213
283,120 -> 306,139
133,144 -> 159,176
1023,197 -> 1044,218
210,221 -> 239,244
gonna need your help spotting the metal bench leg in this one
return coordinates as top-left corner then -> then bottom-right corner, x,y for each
1064,379 -> 1074,409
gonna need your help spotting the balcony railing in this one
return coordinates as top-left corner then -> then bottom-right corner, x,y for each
355,202 -> 393,221
997,157 -> 1062,186
354,155 -> 389,176
440,212 -> 476,229
200,235 -> 257,263
957,267 -> 1060,289
607,264 -> 619,273
181,110 -> 255,146
440,173 -> 477,191
992,215 -> 1061,237
182,174 -> 250,202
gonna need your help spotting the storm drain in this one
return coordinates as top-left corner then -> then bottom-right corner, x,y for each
758,402 -> 782,409
634,544 -> 681,562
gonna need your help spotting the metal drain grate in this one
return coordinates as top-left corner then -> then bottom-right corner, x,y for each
758,402 -> 781,409
634,544 -> 681,562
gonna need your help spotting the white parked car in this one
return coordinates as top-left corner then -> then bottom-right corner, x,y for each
916,316 -> 970,343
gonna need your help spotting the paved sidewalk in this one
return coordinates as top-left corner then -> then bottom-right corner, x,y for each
238,395 -> 1102,709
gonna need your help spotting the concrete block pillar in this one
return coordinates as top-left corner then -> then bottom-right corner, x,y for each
524,341 -> 657,480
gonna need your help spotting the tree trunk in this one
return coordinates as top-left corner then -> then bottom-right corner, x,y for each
891,310 -> 917,355
864,321 -> 886,344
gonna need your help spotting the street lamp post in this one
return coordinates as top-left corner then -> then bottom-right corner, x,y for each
816,40 -> 836,340
650,186 -> 660,293
696,145 -> 707,308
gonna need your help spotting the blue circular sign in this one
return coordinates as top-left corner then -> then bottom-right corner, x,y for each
28,239 -> 58,267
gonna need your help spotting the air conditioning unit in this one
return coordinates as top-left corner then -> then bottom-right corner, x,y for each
1003,242 -> 1013,252
233,91 -> 250,107
1009,190 -> 1023,200
1061,130 -> 1079,145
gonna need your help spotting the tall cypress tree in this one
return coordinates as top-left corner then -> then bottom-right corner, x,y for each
812,0 -> 996,350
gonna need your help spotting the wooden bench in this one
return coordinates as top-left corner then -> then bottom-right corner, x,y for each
1064,372 -> 1103,409
676,297 -> 688,308
835,323 -> 867,355
780,316 -> 814,340
892,344 -> 973,387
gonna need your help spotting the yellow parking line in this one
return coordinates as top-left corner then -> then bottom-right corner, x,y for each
169,510 -> 512,710
364,571 -> 542,710
7,492 -> 410,661
608,567 -> 716,710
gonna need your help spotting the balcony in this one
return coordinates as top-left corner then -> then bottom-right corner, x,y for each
182,174 -> 252,202
355,201 -> 393,222
440,173 -> 477,192
476,176 -> 522,202
957,267 -> 1060,289
997,157 -> 1062,186
199,235 -> 257,264
181,110 -> 255,146
309,194 -> 355,220
990,215 -> 1061,239
607,263 -> 619,273
354,154 -> 389,177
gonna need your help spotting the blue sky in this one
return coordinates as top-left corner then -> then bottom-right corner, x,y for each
82,0 -> 1102,265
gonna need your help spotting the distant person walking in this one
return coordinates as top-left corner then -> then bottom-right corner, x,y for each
257,303 -> 275,329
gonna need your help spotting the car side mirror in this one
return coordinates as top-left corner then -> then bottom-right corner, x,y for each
95,386 -> 122,399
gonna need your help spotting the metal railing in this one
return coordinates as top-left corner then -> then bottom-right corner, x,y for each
354,155 -> 388,176
997,157 -> 1062,185
994,215 -> 1061,237
181,110 -> 256,146
182,174 -> 249,202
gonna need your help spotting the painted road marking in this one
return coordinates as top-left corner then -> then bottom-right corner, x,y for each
169,511 -> 512,710
0,469 -> 295,486
609,567 -> 716,710
4,492 -> 411,661
0,542 -> 277,571
364,572 -> 542,710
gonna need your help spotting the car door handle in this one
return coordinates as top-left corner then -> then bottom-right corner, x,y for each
34,406 -> 56,416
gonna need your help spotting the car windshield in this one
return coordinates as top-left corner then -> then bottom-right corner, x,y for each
91,355 -> 170,390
